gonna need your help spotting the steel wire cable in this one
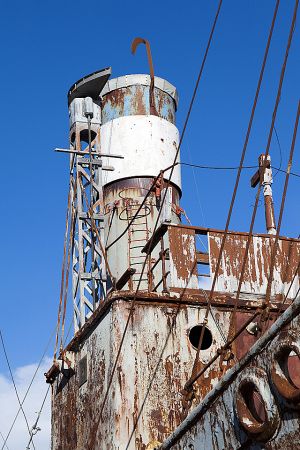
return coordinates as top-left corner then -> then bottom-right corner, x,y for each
125,250 -> 300,446
53,153 -> 77,359
188,0 -> 299,390
0,432 -> 9,450
0,331 -> 36,449
265,259 -> 300,331
123,251 -> 300,448
179,162 -> 300,177
53,180 -> 72,360
269,232 -> 300,321
261,100 -> 300,330
273,125 -> 283,177
274,166 -> 300,177
105,206 -> 116,247
218,0 -> 299,363
1,326 -> 56,450
105,174 -> 161,251
78,175 -> 114,280
60,188 -> 76,348
102,0 -> 223,415
102,153 -> 300,262
88,2 -> 224,447
25,385 -> 50,450
124,260 -> 198,449
187,0 -> 297,387
4,172 -> 74,450
105,0 -> 222,253
177,259 -> 300,391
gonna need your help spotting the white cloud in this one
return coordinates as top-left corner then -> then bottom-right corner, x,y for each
0,358 -> 51,450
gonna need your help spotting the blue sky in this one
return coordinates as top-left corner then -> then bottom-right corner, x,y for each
0,0 -> 299,446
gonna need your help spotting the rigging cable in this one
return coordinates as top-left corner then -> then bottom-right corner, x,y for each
176,261 -> 300,399
102,0 -> 223,415
106,0 -> 223,253
0,331 -> 36,449
78,175 -> 114,280
225,0 -> 299,351
25,385 -> 50,450
186,137 -> 207,230
271,233 -> 300,320
179,161 -> 300,177
88,1 -> 224,447
273,124 -> 283,177
53,180 -> 72,360
1,326 -> 56,450
186,0 -> 282,382
123,233 -> 300,448
60,189 -> 76,348
261,100 -> 300,329
124,260 -> 198,449
187,0 -> 299,390
0,432 -> 9,450
187,0 -> 281,382
186,0 -> 288,386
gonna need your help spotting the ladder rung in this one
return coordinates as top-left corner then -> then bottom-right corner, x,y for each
129,239 -> 147,243
132,279 -> 148,282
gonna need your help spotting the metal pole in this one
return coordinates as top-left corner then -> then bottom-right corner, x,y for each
87,115 -> 97,310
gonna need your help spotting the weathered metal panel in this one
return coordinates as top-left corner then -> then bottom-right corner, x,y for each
168,227 -> 199,290
104,180 -> 180,291
51,298 -> 231,449
160,293 -> 300,449
102,75 -> 178,107
100,115 -> 181,190
102,84 -> 176,124
101,75 -> 178,125
51,311 -> 113,450
209,232 -> 300,298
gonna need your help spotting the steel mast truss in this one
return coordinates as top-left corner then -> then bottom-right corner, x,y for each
69,116 -> 109,331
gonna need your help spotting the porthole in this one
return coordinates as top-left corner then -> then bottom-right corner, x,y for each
270,335 -> 300,406
234,367 -> 280,442
188,325 -> 212,350
288,351 -> 300,389
239,383 -> 266,424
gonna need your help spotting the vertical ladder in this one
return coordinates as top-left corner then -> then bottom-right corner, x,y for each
126,202 -> 150,290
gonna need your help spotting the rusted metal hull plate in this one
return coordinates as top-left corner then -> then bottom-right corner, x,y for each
160,296 -> 300,449
51,299 -> 230,449
102,83 -> 176,124
209,231 -> 300,298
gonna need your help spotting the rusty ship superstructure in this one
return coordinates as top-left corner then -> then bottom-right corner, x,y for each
47,23 -> 300,450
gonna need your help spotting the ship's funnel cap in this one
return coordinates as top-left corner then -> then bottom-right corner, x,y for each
68,67 -> 111,105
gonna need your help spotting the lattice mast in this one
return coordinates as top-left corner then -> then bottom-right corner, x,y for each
66,69 -> 114,331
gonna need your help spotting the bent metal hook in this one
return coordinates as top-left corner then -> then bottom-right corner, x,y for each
131,37 -> 157,115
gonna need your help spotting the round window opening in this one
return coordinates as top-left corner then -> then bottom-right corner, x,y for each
188,325 -> 212,350
240,383 -> 266,423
